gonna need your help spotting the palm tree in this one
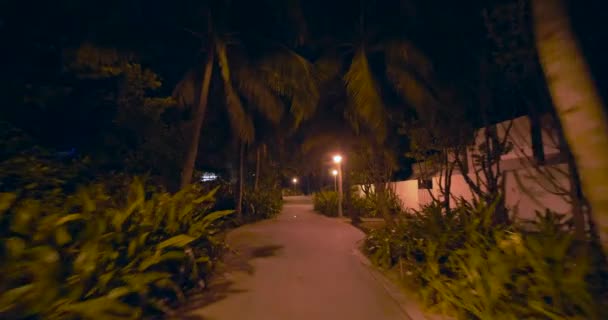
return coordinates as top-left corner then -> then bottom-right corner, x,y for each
532,0 -> 608,246
311,6 -> 438,224
174,22 -> 319,191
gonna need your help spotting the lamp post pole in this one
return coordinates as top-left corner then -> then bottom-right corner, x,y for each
332,169 -> 338,192
333,155 -> 343,218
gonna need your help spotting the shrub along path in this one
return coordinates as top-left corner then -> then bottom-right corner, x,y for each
177,196 -> 408,320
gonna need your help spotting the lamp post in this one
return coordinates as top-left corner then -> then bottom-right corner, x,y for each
332,155 -> 343,217
292,177 -> 298,194
331,169 -> 338,192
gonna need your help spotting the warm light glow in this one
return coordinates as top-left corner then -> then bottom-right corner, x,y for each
331,169 -> 338,176
332,155 -> 342,163
292,178 -> 298,184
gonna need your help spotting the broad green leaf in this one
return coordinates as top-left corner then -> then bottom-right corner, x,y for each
106,286 -> 133,300
157,234 -> 195,250
11,201 -> 40,235
199,210 -> 234,230
127,239 -> 138,258
97,271 -> 116,292
55,226 -> 72,246
55,213 -> 84,227
192,186 -> 219,204
0,192 -> 17,214
4,237 -> 26,258
0,284 -> 33,313
29,245 -> 60,265
74,244 -> 98,276
59,296 -> 136,319
123,272 -> 171,292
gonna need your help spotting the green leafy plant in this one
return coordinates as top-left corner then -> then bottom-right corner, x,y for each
242,188 -> 283,222
351,189 -> 403,218
313,190 -> 339,217
0,178 -> 232,319
363,198 -> 603,319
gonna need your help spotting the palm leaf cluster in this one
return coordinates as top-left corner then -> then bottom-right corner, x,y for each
176,35 -> 320,144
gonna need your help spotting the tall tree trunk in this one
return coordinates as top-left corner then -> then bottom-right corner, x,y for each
236,142 -> 245,221
343,164 -> 360,225
533,0 -> 608,246
179,49 -> 215,189
254,146 -> 261,191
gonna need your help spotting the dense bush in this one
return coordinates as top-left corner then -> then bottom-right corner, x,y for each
313,190 -> 339,216
281,188 -> 302,197
0,179 -> 232,319
350,189 -> 403,218
364,199 -> 604,319
242,188 -> 283,222
314,189 -> 403,218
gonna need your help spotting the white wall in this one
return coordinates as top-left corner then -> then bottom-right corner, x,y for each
504,164 -> 571,221
387,115 -> 573,221
389,180 -> 419,210
390,166 -> 571,221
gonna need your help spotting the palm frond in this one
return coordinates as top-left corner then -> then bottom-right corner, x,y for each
215,38 -> 254,142
343,47 -> 387,141
384,40 -> 438,116
233,65 -> 284,124
256,48 -> 319,128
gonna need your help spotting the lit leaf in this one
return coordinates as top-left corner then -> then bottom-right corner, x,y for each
55,226 -> 72,246
344,48 -> 386,141
0,193 -> 17,214
215,37 -> 254,142
157,234 -> 196,250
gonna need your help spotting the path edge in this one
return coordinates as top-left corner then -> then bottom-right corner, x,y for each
351,240 -> 453,320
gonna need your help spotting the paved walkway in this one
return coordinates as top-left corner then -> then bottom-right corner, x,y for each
178,196 -> 409,320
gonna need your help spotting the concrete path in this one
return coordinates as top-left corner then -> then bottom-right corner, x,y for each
179,196 -> 409,320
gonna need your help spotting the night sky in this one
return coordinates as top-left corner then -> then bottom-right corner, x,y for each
0,0 -> 606,154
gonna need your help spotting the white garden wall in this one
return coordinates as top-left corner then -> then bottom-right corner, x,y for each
357,115 -> 575,221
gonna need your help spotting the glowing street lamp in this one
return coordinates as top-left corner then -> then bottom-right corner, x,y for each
292,177 -> 298,194
332,154 -> 343,217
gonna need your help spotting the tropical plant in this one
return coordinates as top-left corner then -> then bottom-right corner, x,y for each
350,188 -> 403,218
174,4 -> 319,190
242,188 -> 283,222
0,178 -> 232,319
310,1 -> 439,224
363,198 -> 604,319
313,190 -> 339,217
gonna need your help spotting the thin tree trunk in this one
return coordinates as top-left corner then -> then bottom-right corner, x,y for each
344,164 -> 360,225
180,49 -> 215,189
444,160 -> 454,214
375,182 -> 394,226
529,110 -> 546,165
533,0 -> 608,246
237,142 -> 245,221
254,146 -> 261,191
